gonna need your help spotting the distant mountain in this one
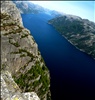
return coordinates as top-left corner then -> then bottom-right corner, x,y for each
13,1 -> 95,59
13,1 -> 63,17
48,15 -> 95,60
12,1 -> 45,14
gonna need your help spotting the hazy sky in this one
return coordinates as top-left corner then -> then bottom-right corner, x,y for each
29,1 -> 95,22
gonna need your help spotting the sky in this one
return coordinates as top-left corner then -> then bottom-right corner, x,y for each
29,1 -> 95,22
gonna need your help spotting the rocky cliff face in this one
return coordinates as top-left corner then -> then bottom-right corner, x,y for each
1,1 -> 51,100
1,70 -> 40,100
1,1 -> 23,26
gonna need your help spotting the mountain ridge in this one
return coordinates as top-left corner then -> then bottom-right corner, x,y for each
48,15 -> 95,60
13,1 -> 95,23
13,1 -> 64,18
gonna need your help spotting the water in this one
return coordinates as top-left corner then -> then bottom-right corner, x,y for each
21,13 -> 95,100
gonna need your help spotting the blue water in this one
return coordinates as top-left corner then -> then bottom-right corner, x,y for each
21,13 -> 95,100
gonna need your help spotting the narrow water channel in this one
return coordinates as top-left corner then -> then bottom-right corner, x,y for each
21,13 -> 95,100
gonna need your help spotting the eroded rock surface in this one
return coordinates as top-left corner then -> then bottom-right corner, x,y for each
1,71 -> 40,100
1,1 -> 51,100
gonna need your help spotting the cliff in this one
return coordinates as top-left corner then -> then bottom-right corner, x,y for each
1,1 -> 51,100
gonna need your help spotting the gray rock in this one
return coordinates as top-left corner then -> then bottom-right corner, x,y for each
1,1 -> 51,100
1,1 -> 23,26
1,71 -> 40,100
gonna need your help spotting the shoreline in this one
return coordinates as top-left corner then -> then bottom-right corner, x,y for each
48,22 -> 95,61
61,34 -> 95,60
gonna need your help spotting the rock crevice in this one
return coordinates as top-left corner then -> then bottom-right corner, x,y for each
1,1 -> 51,100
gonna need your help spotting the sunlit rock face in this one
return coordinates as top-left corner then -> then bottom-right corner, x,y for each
1,71 -> 40,100
1,1 -> 51,100
1,1 -> 23,26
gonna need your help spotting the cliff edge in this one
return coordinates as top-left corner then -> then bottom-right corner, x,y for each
1,1 -> 51,100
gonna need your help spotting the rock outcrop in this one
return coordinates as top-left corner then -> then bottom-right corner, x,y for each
1,1 -> 51,100
1,70 -> 40,100
1,0 -> 23,26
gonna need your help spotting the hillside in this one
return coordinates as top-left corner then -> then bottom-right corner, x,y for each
48,15 -> 95,60
12,1 -> 45,14
13,1 -> 63,17
1,1 -> 51,100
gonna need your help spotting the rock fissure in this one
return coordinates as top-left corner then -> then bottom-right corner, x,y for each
1,1 -> 51,100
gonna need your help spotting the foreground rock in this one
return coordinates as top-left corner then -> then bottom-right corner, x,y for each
1,1 -> 51,100
1,70 -> 40,100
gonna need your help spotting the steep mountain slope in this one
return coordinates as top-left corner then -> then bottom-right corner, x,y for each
13,1 -> 63,17
48,15 -> 95,59
1,1 -> 51,100
13,1 -> 45,14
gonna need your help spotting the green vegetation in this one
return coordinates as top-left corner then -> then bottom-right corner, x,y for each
13,61 -> 50,99
21,34 -> 29,38
1,64 -> 6,70
11,49 -> 34,57
49,17 -> 84,35
9,39 -> 20,47
2,22 -> 16,27
18,49 -> 34,58
15,28 -> 23,33
1,13 -> 10,20
1,11 -> 51,100
4,31 -> 14,36
20,54 -> 26,57
49,16 -> 95,59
